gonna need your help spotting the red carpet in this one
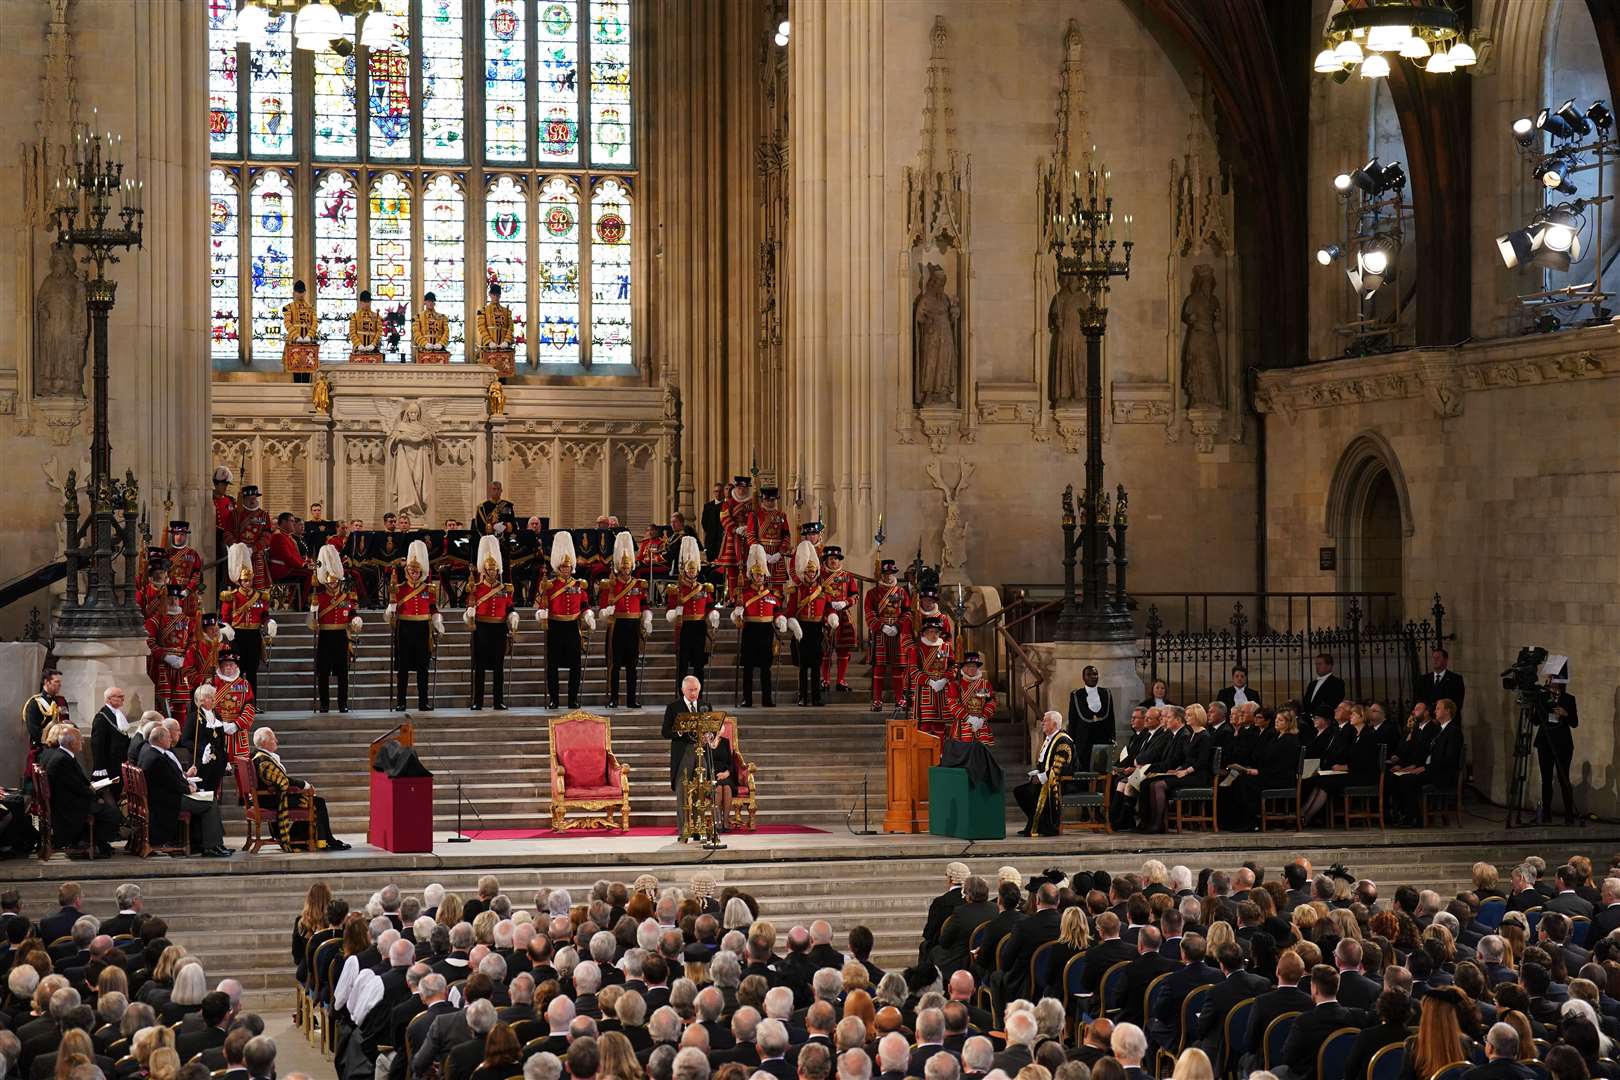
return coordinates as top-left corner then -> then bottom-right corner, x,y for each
460,824 -> 828,841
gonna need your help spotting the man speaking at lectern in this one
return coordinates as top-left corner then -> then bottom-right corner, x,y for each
663,676 -> 708,838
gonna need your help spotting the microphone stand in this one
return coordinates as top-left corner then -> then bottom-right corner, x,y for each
440,766 -> 490,843
856,769 -> 877,835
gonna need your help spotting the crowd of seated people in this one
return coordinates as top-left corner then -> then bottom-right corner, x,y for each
272,850 -> 1620,1080
0,882 -> 308,1080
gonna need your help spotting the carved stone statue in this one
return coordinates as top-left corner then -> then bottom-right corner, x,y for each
379,398 -> 443,518
925,459 -> 975,580
33,246 -> 87,398
1180,264 -> 1225,409
912,264 -> 959,407
1047,271 -> 1087,408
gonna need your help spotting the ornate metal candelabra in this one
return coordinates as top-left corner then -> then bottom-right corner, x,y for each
1045,160 -> 1135,641
49,113 -> 146,638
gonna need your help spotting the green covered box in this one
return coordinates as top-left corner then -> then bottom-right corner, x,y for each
927,766 -> 1006,840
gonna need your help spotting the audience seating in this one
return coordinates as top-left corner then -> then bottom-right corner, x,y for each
1368,1044 -> 1406,1080
1318,1026 -> 1360,1080
1264,1011 -> 1300,1072
1170,748 -> 1221,832
121,761 -> 190,858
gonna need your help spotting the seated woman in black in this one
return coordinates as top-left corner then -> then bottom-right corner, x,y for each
1142,704 -> 1215,833
1233,709 -> 1301,831
1300,704 -> 1380,826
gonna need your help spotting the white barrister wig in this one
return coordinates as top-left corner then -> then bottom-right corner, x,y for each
678,535 -> 703,575
227,542 -> 253,583
746,543 -> 768,578
476,534 -> 503,575
612,530 -> 636,572
794,540 -> 820,580
316,543 -> 344,585
407,540 -> 432,574
549,530 -> 577,571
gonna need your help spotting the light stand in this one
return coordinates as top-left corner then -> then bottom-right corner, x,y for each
49,112 -> 145,640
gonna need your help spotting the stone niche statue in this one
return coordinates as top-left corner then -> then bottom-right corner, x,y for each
378,397 -> 444,518
1180,264 -> 1225,409
912,263 -> 960,407
1047,271 -> 1086,408
34,246 -> 88,398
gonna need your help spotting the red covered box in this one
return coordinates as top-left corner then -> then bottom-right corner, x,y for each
369,772 -> 433,852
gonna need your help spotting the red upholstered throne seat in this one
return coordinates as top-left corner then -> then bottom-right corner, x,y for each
548,710 -> 631,831
719,714 -> 759,831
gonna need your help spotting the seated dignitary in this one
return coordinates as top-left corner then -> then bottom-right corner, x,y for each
251,727 -> 350,851
137,720 -> 232,857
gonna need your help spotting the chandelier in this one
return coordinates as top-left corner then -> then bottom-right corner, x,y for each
1314,0 -> 1479,79
234,0 -> 393,56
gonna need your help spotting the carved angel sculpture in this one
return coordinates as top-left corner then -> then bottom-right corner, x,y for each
377,397 -> 445,518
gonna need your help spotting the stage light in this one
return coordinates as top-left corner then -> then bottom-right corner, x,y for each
1333,172 -> 1354,194
1315,48 -> 1344,73
1511,117 -> 1536,145
1557,99 -> 1592,137
1378,162 -> 1406,193
1536,107 -> 1574,139
1539,209 -> 1580,253
1335,38 -> 1364,63
1426,50 -> 1455,73
1496,228 -> 1536,269
1534,311 -> 1562,333
235,2 -> 269,45
1360,54 -> 1391,79
1349,158 -> 1380,195
1449,39 -> 1477,66
1536,165 -> 1577,196
773,31 -> 788,46
778,20 -> 790,35
1317,244 -> 1344,266
1400,36 -> 1431,60
1358,234 -> 1400,277
1589,101 -> 1614,131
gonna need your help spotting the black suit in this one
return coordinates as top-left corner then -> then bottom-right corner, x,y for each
1414,670 -> 1466,714
1545,891 -> 1594,917
1281,1001 -> 1366,1079
1534,690 -> 1578,821
1343,1021 -> 1408,1080
998,908 -> 1061,1002
1216,686 -> 1262,711
1080,937 -> 1138,997
1460,1062 -> 1538,1080
1149,962 -> 1220,1048
41,747 -> 121,852
754,1058 -> 796,1080
1115,952 -> 1176,1026
176,1025 -> 228,1065
1194,970 -> 1270,1060
1336,970 -> 1381,1011
931,900 -> 997,976
701,500 -> 724,561
922,888 -> 968,955
38,904 -> 88,944
1303,673 -> 1346,719
1591,903 -> 1620,941
1244,985 -> 1311,1058
138,743 -> 225,850
90,707 -> 132,781
1068,686 -> 1116,765
1395,718 -> 1463,820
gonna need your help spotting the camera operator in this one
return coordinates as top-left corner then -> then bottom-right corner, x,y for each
1535,666 -> 1579,825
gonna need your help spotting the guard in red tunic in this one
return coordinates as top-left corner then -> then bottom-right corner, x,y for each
598,532 -> 652,709
212,466 -> 236,534
799,519 -> 825,556
666,536 -> 719,687
219,543 -> 277,697
184,614 -> 226,713
635,523 -> 668,579
307,545 -> 363,713
946,651 -> 997,744
817,546 -> 859,694
148,585 -> 196,724
209,648 -> 256,767
227,485 -> 274,588
716,475 -> 755,598
387,540 -> 443,712
785,541 -> 838,708
747,486 -> 793,585
136,554 -> 170,621
907,617 -> 954,738
536,531 -> 595,709
462,535 -> 517,711
165,521 -> 204,598
864,559 -> 913,712
731,544 -> 786,708
906,587 -> 957,656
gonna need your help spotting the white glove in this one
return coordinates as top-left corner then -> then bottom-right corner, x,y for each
431,613 -> 445,635
463,607 -> 476,627
266,618 -> 278,641
929,678 -> 947,692
788,617 -> 803,641
219,625 -> 236,642
493,522 -> 506,535
734,526 -> 748,536
641,611 -> 652,634
968,716 -> 985,732
349,616 -> 363,633
507,611 -> 519,631
827,612 -> 840,631
600,605 -> 616,618
766,552 -> 782,565
731,607 -> 745,627
831,600 -> 848,611
384,603 -> 397,620
201,744 -> 215,766
882,624 -> 899,637
773,615 -> 787,634
536,608 -> 550,622
584,610 -> 597,632
665,608 -> 681,625
1031,769 -> 1047,783
164,655 -> 182,669
707,609 -> 720,629
306,608 -> 318,631
224,722 -> 239,735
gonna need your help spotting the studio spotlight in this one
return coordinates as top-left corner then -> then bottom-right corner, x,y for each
1534,311 -> 1562,334
1539,208 -> 1580,254
1496,228 -> 1537,269
1587,101 -> 1613,132
1536,107 -> 1574,139
1556,99 -> 1592,137
773,31 -> 788,46
1536,165 -> 1578,196
1316,244 -> 1344,266
1350,157 -> 1379,195
1511,117 -> 1536,146
1333,172 -> 1354,194
1377,162 -> 1406,193
1358,234 -> 1399,276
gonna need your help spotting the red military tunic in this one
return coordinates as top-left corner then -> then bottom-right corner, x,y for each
635,536 -> 667,578
903,604 -> 957,660
312,583 -> 358,629
167,544 -> 205,596
220,585 -> 271,632
716,492 -> 754,593
391,576 -> 438,622
209,672 -> 255,761
228,506 -> 274,588
597,574 -> 648,617
747,508 -> 793,584
785,578 -> 830,624
468,580 -> 515,623
907,641 -> 955,737
147,611 -> 195,709
136,581 -> 168,621
821,568 -> 860,653
946,674 -> 997,743
666,577 -> 716,621
738,582 -> 783,622
214,493 -> 236,533
864,583 -> 912,657
184,633 -> 224,701
537,575 -> 589,620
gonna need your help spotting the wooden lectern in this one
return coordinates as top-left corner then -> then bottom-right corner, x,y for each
884,720 -> 941,833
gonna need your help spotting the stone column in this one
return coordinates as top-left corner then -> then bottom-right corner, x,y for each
787,0 -> 888,567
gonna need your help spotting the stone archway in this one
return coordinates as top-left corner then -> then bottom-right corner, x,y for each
1324,432 -> 1414,624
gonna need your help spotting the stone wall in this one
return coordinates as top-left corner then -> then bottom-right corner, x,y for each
1257,327 -> 1620,815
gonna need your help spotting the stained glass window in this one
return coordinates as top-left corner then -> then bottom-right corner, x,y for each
314,170 -> 360,365
312,17 -> 358,158
589,0 -> 632,166
485,1 -> 527,162
589,178 -> 632,364
537,1 -> 581,164
536,176 -> 581,364
207,0 -> 239,156
368,0 -> 413,160
421,0 -> 467,160
423,174 -> 468,361
249,14 -> 294,156
368,173 -> 413,359
249,169 -> 296,365
486,175 -> 529,365
209,168 -> 241,364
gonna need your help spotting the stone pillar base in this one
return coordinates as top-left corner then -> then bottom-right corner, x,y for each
1027,639 -> 1143,755
55,636 -> 156,723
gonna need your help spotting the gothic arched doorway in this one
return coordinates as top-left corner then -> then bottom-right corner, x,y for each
1325,432 -> 1413,625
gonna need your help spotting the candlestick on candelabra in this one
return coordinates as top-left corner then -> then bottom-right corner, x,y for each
1044,157 -> 1136,642
49,110 -> 147,638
